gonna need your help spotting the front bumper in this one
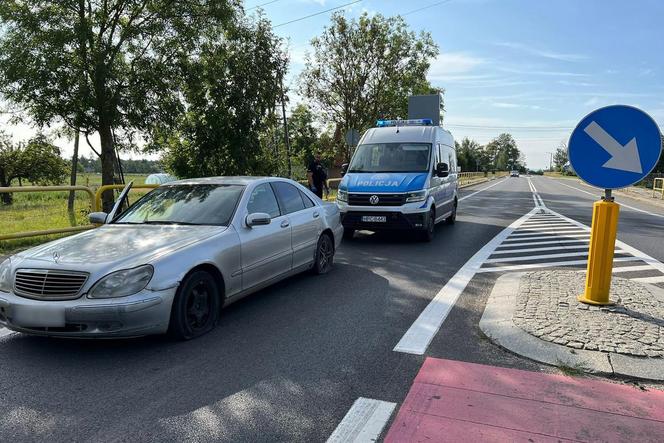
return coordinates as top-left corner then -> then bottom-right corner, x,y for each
0,287 -> 177,338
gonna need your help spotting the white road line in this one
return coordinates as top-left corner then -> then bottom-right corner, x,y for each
611,265 -> 660,273
458,178 -> 506,202
551,179 -> 664,219
509,229 -> 587,237
515,226 -> 583,232
497,238 -> 590,248
549,208 -> 664,275
327,397 -> 396,443
519,222 -> 572,228
632,276 -> 664,284
490,244 -> 591,255
477,256 -> 642,273
503,234 -> 590,242
393,208 -> 539,355
485,250 -> 623,264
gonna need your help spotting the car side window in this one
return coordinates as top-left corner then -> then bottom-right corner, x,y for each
247,183 -> 281,218
272,182 -> 306,214
300,191 -> 315,208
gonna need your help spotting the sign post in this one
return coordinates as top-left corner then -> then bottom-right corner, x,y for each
568,105 -> 662,305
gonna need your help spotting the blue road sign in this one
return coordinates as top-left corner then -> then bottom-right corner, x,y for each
568,105 -> 662,189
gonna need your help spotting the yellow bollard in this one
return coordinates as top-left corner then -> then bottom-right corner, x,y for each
578,192 -> 620,305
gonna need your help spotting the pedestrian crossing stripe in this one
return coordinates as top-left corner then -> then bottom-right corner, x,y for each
478,208 -> 664,287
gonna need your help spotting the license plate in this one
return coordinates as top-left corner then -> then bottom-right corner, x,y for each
12,305 -> 65,327
362,215 -> 387,223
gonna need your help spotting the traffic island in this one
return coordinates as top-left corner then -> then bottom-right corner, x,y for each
480,270 -> 664,381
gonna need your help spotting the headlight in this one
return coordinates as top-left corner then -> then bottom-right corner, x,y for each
337,189 -> 348,202
406,190 -> 427,203
0,258 -> 11,292
88,265 -> 154,299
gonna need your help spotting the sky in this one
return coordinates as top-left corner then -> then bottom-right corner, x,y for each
3,0 -> 664,170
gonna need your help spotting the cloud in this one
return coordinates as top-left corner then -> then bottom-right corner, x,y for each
427,52 -> 486,80
494,42 -> 587,62
492,102 -> 520,108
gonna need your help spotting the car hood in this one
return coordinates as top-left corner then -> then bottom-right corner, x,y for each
15,224 -> 226,270
341,172 -> 429,193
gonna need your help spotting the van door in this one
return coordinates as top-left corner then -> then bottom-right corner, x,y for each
431,143 -> 445,211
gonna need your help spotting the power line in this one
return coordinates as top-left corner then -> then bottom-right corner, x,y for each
274,0 -> 364,28
446,124 -> 572,131
246,0 -> 284,11
403,0 -> 453,16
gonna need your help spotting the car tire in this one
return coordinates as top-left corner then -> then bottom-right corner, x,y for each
168,270 -> 221,340
420,209 -> 435,242
343,228 -> 355,240
446,199 -> 457,225
313,233 -> 334,274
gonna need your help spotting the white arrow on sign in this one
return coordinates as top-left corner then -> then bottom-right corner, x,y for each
583,121 -> 643,174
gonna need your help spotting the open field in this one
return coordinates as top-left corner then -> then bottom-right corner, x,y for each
0,174 -> 150,254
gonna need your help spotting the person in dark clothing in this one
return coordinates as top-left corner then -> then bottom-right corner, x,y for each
307,153 -> 328,199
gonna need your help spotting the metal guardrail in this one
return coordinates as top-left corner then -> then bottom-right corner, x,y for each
94,184 -> 158,212
654,178 -> 664,200
0,186 -> 97,241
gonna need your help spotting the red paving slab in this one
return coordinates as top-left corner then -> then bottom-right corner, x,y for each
384,358 -> 664,443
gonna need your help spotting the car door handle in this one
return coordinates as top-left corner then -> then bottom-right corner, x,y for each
313,211 -> 320,218
280,220 -> 290,228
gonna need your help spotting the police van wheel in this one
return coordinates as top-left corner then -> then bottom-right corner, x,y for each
420,210 -> 435,242
343,228 -> 355,240
446,200 -> 457,225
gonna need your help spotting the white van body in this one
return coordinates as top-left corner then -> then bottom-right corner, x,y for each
336,121 -> 458,241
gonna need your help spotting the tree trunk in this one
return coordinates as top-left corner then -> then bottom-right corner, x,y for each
0,177 -> 12,205
67,131 -> 80,213
99,120 -> 116,212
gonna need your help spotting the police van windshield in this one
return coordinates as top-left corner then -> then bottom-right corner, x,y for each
348,143 -> 431,173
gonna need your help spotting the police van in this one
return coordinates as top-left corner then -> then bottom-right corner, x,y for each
337,119 -> 458,242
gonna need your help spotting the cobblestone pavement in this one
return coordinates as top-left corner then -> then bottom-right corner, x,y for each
514,271 -> 664,358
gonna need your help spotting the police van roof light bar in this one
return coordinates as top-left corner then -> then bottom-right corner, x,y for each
376,118 -> 433,128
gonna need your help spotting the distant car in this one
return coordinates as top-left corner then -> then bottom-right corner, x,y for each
510,170 -> 520,177
0,177 -> 343,339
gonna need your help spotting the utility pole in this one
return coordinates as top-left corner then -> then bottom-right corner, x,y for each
545,152 -> 553,171
279,75 -> 292,179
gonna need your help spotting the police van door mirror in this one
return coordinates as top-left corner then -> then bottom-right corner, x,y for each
436,162 -> 449,178
341,163 -> 349,176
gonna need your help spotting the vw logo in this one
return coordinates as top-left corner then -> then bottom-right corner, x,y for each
369,195 -> 380,205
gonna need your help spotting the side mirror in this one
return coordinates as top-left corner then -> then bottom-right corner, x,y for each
246,212 -> 271,227
341,163 -> 349,177
436,162 -> 449,178
89,212 -> 108,225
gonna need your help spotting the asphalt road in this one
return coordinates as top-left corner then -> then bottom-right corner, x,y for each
1,176 -> 663,442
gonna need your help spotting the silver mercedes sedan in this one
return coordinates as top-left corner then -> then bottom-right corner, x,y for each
0,177 -> 343,339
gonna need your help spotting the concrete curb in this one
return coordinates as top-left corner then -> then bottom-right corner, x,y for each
479,272 -> 664,381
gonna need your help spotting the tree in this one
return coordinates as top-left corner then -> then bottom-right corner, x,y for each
0,133 -> 68,204
554,142 -> 568,171
0,1 -> 237,210
158,14 -> 288,179
455,138 -> 484,172
485,133 -> 521,171
300,12 -> 440,161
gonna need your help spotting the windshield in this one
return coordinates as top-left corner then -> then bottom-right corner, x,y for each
348,143 -> 432,173
114,184 -> 244,226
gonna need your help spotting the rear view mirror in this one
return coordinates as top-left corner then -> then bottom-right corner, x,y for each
436,162 -> 449,178
89,212 -> 108,224
341,163 -> 349,176
246,212 -> 271,227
